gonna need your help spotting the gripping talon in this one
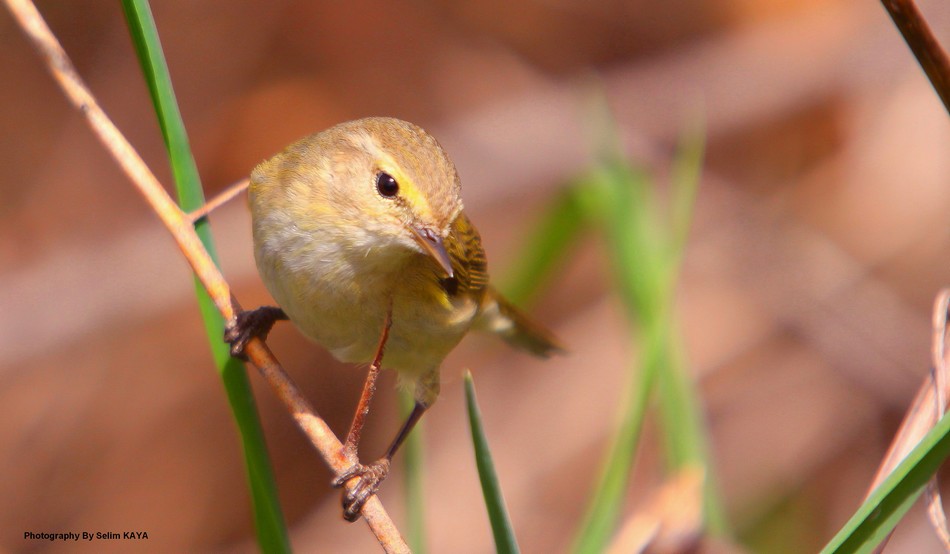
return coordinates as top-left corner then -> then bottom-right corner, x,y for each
223,306 -> 287,359
331,459 -> 391,522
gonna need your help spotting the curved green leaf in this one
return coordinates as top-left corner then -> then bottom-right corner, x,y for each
464,371 -> 520,554
120,2 -> 289,552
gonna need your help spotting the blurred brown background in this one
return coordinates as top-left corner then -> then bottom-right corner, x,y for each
2,0 -> 950,552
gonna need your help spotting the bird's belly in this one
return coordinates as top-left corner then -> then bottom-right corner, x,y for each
382,284 -> 478,375
258,245 -> 476,375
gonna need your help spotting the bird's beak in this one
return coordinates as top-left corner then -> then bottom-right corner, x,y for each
409,226 -> 454,278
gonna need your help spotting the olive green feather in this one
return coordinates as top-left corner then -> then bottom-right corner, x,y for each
447,212 -> 564,358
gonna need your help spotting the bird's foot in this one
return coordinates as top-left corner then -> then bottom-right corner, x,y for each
331,458 -> 391,522
223,306 -> 287,359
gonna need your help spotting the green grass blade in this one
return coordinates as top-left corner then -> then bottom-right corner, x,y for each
821,410 -> 950,553
602,161 -> 666,321
656,126 -> 705,471
398,387 -> 427,553
121,0 -> 202,212
120,2 -> 290,552
464,371 -> 520,554
572,112 -> 724,548
654,123 -> 727,534
655,343 -> 727,533
499,187 -> 586,307
570,335 -> 660,554
668,120 -> 704,266
570,166 -> 663,553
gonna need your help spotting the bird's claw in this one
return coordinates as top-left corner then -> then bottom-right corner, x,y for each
223,306 -> 286,360
224,312 -> 253,360
331,458 -> 391,522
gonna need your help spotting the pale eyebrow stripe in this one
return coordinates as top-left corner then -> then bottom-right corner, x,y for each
350,130 -> 435,221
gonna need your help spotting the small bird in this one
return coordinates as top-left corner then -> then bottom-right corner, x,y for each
227,117 -> 561,522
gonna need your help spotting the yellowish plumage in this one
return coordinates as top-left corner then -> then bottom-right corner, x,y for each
248,117 -> 559,407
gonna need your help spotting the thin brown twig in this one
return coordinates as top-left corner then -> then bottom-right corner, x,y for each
877,2 -> 950,547
932,290 -> 950,420
924,473 -> 950,549
924,290 -> 950,548
188,177 -> 250,223
865,289 -> 950,553
3,0 -> 408,551
881,0 -> 950,114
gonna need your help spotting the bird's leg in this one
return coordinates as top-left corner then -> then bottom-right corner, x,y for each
383,400 -> 427,460
334,400 -> 429,523
224,305 -> 288,359
332,310 -> 396,522
342,311 -> 392,456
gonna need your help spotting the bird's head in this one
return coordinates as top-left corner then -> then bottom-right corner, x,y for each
257,117 -> 463,278
327,117 -> 460,277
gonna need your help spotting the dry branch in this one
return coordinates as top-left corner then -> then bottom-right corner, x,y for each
870,1 -> 950,547
864,290 -> 950,552
188,177 -> 250,223
881,0 -> 950,114
2,0 -> 407,551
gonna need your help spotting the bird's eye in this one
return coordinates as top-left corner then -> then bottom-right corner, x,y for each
376,172 -> 399,198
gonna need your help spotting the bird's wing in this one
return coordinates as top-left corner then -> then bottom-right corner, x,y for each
447,212 -> 564,357
443,211 -> 489,299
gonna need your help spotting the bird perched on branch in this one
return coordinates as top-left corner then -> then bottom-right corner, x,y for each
227,117 -> 561,521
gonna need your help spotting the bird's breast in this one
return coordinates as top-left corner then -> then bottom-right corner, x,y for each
254,222 -> 477,375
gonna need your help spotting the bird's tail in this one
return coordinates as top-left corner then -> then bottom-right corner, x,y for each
475,288 -> 565,358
